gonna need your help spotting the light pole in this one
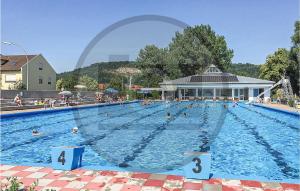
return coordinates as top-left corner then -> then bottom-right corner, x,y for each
1,41 -> 29,90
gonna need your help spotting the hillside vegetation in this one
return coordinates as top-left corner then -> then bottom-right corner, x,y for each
57,61 -> 260,83
227,63 -> 260,78
57,61 -> 135,83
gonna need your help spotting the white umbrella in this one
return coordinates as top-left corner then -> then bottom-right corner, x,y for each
59,91 -> 73,96
95,92 -> 104,95
74,85 -> 87,89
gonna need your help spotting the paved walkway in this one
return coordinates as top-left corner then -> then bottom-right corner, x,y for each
263,103 -> 299,113
0,103 -> 99,115
0,165 -> 299,191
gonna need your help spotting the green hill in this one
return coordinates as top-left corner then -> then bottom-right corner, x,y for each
57,61 -> 136,83
57,62 -> 261,83
227,63 -> 261,78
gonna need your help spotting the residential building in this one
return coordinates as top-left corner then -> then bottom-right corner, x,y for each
0,54 -> 56,90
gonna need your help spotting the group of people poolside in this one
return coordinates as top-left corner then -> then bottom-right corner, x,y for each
13,94 -> 57,108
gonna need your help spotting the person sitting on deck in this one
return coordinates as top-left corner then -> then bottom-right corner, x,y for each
14,94 -> 23,107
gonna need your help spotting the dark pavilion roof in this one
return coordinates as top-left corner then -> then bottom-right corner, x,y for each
160,64 -> 274,84
190,73 -> 238,82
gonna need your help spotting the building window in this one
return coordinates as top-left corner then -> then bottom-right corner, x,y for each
38,62 -> 43,70
198,89 -> 203,97
234,89 -> 239,97
216,89 -> 221,97
38,76 -> 43,84
203,89 -> 214,97
221,88 -> 232,97
253,88 -> 259,97
5,74 -> 17,82
48,77 -> 51,85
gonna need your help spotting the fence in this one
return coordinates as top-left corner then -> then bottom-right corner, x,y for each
0,90 -> 96,99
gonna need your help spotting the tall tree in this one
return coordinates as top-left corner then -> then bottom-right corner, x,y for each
109,76 -> 123,91
79,75 -> 98,90
136,45 -> 169,87
259,48 -> 290,82
288,21 -> 300,94
136,25 -> 234,83
169,25 -> 233,76
260,21 -> 299,95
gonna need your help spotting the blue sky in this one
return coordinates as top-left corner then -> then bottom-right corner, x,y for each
1,0 -> 299,72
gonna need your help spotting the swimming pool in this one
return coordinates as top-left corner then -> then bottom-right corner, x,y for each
1,101 -> 299,182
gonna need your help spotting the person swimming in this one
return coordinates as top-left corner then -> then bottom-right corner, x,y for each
233,101 -> 238,107
166,112 -> 172,120
223,104 -> 228,109
72,127 -> 78,134
183,112 -> 187,117
32,129 -> 41,136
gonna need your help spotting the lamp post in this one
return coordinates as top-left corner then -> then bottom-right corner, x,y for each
1,41 -> 29,90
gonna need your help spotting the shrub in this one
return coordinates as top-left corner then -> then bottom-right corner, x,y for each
13,80 -> 26,90
2,177 -> 38,191
288,99 -> 294,107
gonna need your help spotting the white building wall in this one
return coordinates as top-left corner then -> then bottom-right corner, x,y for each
263,87 -> 271,102
22,54 -> 56,90
248,88 -> 255,101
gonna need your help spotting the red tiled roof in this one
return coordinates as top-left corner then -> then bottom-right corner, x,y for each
0,55 -> 37,71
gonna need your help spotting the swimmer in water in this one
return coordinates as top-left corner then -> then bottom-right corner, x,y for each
166,112 -> 172,120
223,104 -> 227,109
72,127 -> 78,134
183,112 -> 187,117
233,101 -> 238,107
32,129 -> 41,136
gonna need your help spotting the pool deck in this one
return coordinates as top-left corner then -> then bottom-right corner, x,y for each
0,165 -> 299,191
1,101 -> 298,115
263,103 -> 299,113
0,103 -> 101,115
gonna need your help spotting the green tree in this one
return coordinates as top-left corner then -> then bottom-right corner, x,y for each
13,80 -> 26,90
136,45 -> 169,87
63,75 -> 78,90
79,75 -> 98,90
108,76 -> 123,91
288,21 -> 300,94
56,78 -> 63,90
136,25 -> 234,82
259,48 -> 290,82
169,25 -> 233,75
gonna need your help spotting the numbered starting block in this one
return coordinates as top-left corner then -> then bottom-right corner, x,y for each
51,146 -> 85,170
183,152 -> 211,179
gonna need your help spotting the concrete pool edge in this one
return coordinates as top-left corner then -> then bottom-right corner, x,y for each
1,162 -> 299,184
253,103 -> 300,117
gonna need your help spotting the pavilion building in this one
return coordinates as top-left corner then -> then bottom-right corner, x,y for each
159,65 -> 274,101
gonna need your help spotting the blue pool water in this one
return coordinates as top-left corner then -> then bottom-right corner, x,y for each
1,101 -> 299,181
